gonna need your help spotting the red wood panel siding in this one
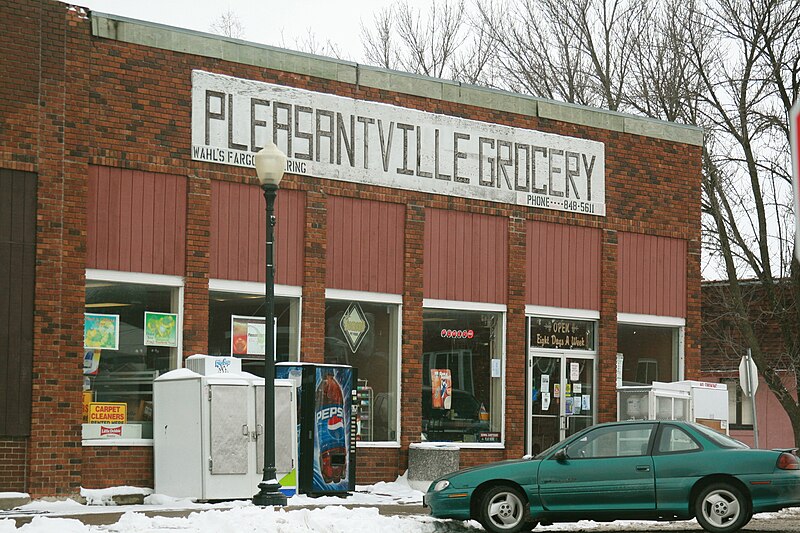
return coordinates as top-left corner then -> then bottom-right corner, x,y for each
618,232 -> 687,317
326,196 -> 404,294
87,166 -> 186,275
525,221 -> 600,310
423,208 -> 507,303
0,169 -> 36,436
210,182 -> 304,286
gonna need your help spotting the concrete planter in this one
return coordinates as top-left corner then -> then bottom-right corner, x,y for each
407,442 -> 460,492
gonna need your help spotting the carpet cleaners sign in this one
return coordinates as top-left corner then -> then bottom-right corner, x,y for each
191,70 -> 606,216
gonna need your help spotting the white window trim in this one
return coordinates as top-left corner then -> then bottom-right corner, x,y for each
326,288 -> 402,304
421,302 -> 507,447
526,305 -> 599,320
210,278 -> 302,298
325,288 -> 403,445
617,313 -> 685,327
423,299 -> 507,313
87,269 -> 183,287
84,269 -> 185,447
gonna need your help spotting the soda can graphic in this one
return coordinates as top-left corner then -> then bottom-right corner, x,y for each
315,372 -> 347,484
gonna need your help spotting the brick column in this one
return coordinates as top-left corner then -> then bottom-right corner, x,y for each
182,174 -> 211,359
27,4 -> 88,498
597,229 -> 619,423
301,189 -> 327,363
399,204 -> 425,472
504,214 -> 527,458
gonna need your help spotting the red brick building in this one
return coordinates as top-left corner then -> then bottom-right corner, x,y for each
0,0 -> 703,497
701,280 -> 797,449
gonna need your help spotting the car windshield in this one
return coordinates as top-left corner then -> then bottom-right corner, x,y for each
690,423 -> 749,449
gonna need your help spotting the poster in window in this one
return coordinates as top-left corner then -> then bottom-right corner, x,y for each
144,312 -> 178,347
431,369 -> 452,410
84,313 -> 119,350
231,315 -> 266,356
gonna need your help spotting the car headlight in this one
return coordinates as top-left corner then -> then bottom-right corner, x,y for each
433,480 -> 450,492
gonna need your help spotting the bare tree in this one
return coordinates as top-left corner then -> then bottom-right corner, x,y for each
209,9 -> 245,39
360,0 -> 496,85
682,0 -> 800,444
280,28 -> 348,60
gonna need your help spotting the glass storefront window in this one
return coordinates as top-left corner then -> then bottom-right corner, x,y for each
422,309 -> 504,444
324,299 -> 399,443
617,324 -> 679,385
208,290 -> 300,375
83,279 -> 180,440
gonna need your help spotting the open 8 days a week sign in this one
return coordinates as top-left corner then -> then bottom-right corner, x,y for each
191,71 -> 606,216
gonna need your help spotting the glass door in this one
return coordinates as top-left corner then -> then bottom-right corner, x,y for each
530,354 -> 561,455
564,356 -> 594,436
529,352 -> 596,454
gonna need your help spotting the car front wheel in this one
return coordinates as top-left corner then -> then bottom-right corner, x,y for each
478,485 -> 534,533
694,482 -> 751,533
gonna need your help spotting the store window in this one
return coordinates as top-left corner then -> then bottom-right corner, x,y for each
721,378 -> 754,429
83,275 -> 182,441
324,298 -> 399,443
208,285 -> 300,375
617,323 -> 681,386
422,308 -> 504,444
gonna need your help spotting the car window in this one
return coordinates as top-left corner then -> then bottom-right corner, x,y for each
568,424 -> 654,459
657,425 -> 700,453
690,422 -> 749,449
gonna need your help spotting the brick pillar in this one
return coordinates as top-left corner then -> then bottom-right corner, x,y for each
504,214 -> 527,458
27,3 -> 88,498
399,203 -> 425,474
301,188 -> 327,363
182,174 -> 211,359
597,229 -> 619,423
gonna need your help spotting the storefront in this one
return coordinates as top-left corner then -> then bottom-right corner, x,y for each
0,0 -> 702,497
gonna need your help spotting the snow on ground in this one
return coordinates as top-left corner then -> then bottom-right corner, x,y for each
1,474 -> 800,532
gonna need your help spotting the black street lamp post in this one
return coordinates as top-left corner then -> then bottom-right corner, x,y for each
252,140 -> 288,507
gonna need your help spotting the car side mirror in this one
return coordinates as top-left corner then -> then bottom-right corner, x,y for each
554,447 -> 568,462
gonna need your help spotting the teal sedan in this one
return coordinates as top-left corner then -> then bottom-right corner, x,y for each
424,420 -> 800,533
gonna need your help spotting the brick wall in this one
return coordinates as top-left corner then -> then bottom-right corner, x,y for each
0,0 -> 701,494
81,447 -> 154,489
0,438 -> 27,492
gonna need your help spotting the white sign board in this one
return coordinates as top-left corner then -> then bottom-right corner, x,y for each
791,99 -> 800,262
191,70 -> 606,216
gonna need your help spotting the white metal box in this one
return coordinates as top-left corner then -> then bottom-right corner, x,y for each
153,360 -> 296,500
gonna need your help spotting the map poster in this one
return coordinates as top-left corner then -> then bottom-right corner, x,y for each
83,313 -> 119,350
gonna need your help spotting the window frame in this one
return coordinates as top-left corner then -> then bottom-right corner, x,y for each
617,313 -> 685,385
326,288 -> 403,448
209,278 -> 302,364
422,299 -> 507,449
720,377 -> 754,430
83,269 -> 185,447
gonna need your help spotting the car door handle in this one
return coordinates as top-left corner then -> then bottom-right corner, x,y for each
636,465 -> 651,472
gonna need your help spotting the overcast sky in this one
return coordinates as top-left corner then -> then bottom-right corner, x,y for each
73,0 -> 417,61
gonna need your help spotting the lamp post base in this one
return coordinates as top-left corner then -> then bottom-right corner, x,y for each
252,480 -> 287,507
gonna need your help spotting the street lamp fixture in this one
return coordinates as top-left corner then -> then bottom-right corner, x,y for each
252,140 -> 288,507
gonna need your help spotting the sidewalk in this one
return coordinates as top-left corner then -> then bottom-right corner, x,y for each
1,503 -> 429,528
0,482 -> 429,529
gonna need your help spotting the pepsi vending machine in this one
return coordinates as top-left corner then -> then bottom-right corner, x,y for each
275,362 -> 357,495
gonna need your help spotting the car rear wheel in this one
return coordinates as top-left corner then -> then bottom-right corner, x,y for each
478,485 -> 534,533
694,482 -> 751,533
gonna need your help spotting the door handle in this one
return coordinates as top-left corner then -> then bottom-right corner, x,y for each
635,465 -> 651,472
